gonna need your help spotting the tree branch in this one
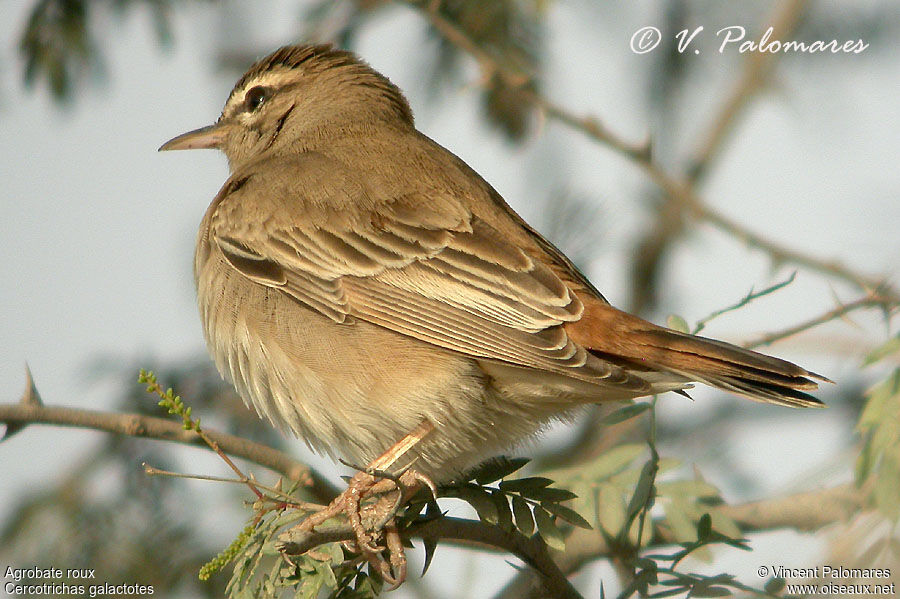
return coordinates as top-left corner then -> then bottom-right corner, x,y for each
1,382 -> 871,599
1,387 -> 582,597
407,0 -> 650,161
496,483 -> 866,599
745,294 -> 898,349
403,0 -> 899,308
685,0 -> 811,183
281,514 -> 583,599
0,390 -> 339,503
417,517 -> 583,599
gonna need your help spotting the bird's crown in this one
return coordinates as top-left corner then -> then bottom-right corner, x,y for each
220,44 -> 413,126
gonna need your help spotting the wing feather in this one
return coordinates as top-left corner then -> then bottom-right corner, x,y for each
208,155 -> 644,388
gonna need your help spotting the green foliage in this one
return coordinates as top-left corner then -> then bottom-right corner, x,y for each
223,508 -> 362,599
137,372 -> 595,597
619,515 -> 769,599
140,369 -> 201,431
855,368 -> 900,520
199,454 -> 589,598
439,456 -> 591,552
666,314 -> 690,334
547,403 -> 665,546
200,523 -> 256,581
17,0 -> 184,101
0,362 -> 234,598
19,0 -> 94,100
546,399 -> 771,598
863,333 -> 900,367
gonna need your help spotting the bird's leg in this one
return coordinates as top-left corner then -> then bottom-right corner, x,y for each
370,419 -> 436,471
286,420 -> 436,586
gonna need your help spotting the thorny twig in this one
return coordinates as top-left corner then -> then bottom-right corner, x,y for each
745,293 -> 898,350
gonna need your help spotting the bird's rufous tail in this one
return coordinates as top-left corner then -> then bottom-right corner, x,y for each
566,299 -> 829,408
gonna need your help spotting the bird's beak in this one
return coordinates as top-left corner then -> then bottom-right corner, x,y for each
158,122 -> 230,151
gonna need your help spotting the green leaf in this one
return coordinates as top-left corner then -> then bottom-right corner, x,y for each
856,437 -> 874,485
521,486 -> 578,503
542,502 -> 592,529
689,584 -> 732,597
656,457 -> 683,475
857,370 -> 899,432
320,542 -> 344,567
453,486 -> 499,525
662,498 -> 696,543
469,456 -> 531,485
597,483 -> 626,535
533,506 -> 566,551
548,444 -> 645,483
709,512 -> 742,540
269,509 -> 309,529
343,570 -> 380,598
633,557 -> 657,572
667,314 -> 690,333
697,513 -> 712,542
601,402 -> 651,426
874,452 -> 900,519
236,587 -> 254,599
650,587 -> 690,598
596,447 -> 650,481
656,479 -> 720,499
855,369 -> 900,520
625,460 -> 657,526
511,495 -> 535,536
628,566 -> 659,596
765,577 -> 786,594
863,333 -> 900,366
498,476 -> 554,492
313,560 -> 337,589
492,489 -> 513,531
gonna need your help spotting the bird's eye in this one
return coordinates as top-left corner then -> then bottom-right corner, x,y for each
244,86 -> 270,112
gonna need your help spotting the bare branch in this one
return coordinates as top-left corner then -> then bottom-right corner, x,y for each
0,397 -> 339,503
745,294 -> 898,349
408,0 -> 650,161
695,205 -> 898,302
712,483 -> 864,532
686,0 -> 812,182
402,0 -> 899,308
693,272 -> 797,335
0,385 -> 583,595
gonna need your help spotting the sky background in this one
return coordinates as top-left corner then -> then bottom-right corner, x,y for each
1,1 -> 898,597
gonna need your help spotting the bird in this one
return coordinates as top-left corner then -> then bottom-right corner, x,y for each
160,43 -> 826,583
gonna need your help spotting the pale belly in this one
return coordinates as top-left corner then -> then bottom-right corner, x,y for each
195,252 -> 570,480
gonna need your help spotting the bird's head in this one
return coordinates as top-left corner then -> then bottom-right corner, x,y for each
159,44 -> 413,169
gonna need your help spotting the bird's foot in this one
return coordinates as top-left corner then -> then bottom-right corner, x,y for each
287,464 -> 436,588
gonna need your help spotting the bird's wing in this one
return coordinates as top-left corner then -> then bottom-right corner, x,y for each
207,153 -> 647,391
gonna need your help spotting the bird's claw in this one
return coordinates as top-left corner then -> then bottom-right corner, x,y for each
285,464 -> 434,588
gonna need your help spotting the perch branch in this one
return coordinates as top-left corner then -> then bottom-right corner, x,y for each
0,385 -> 338,503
